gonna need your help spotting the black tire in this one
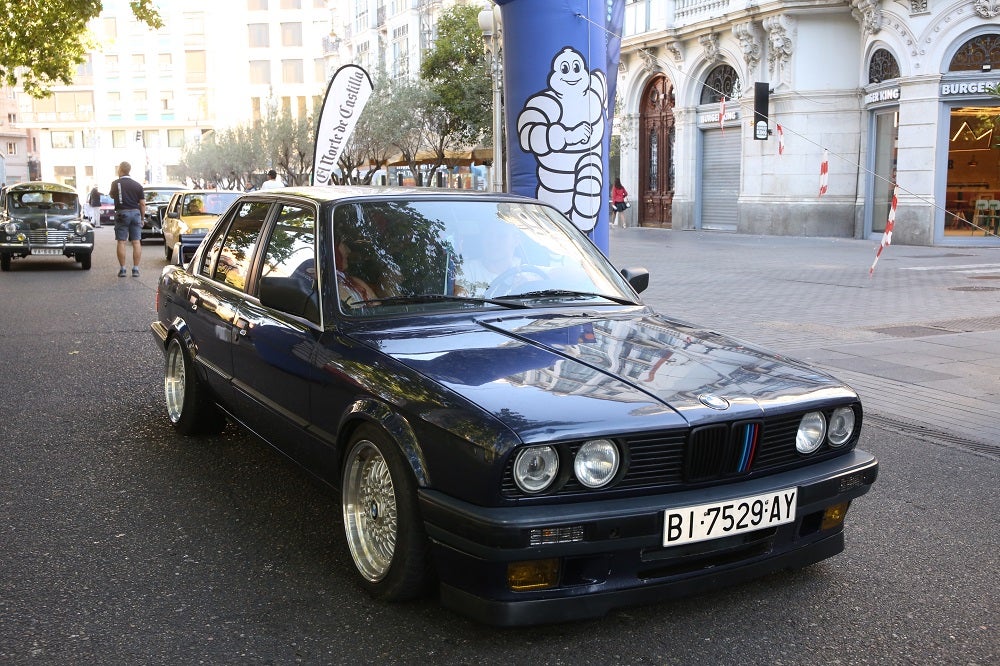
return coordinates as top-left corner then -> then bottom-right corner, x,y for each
78,253 -> 92,270
341,424 -> 432,601
0,254 -> 10,271
163,336 -> 227,436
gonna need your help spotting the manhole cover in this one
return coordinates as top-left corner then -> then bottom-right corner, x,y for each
949,286 -> 1000,292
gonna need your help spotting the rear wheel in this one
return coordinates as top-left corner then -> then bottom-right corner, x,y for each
342,425 -> 431,601
164,336 -> 226,435
0,254 -> 10,271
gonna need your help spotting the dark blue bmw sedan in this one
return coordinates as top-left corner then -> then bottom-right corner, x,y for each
150,187 -> 877,626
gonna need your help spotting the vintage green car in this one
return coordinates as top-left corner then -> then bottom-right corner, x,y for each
0,182 -> 94,271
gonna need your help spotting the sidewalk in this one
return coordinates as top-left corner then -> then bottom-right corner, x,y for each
609,227 -> 1000,455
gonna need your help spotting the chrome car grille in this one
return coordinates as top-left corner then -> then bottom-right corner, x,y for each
501,407 -> 861,499
28,229 -> 71,245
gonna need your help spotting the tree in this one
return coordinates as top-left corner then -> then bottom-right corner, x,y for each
0,1 -> 162,97
418,4 -> 492,181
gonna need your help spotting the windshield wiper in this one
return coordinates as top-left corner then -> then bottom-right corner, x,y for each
495,289 -> 638,305
351,293 -> 529,309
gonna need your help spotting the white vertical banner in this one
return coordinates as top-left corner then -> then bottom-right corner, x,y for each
311,65 -> 374,186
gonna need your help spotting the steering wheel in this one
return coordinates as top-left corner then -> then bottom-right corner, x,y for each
484,265 -> 547,298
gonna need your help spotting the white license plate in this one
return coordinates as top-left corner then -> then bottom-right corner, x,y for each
33,248 -> 63,255
663,488 -> 797,547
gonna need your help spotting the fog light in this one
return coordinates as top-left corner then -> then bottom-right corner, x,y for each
821,502 -> 851,530
507,559 -> 560,591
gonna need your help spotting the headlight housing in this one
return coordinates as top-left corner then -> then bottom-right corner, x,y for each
3,222 -> 16,234
796,411 -> 827,454
573,439 -> 620,488
513,446 -> 559,493
74,222 -> 90,235
827,406 -> 856,447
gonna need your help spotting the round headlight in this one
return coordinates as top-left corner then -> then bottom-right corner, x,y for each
827,407 -> 856,447
3,222 -> 16,234
796,411 -> 827,454
75,222 -> 89,235
573,439 -> 620,488
513,446 -> 559,493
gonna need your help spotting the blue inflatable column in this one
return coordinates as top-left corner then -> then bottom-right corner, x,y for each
495,0 -> 624,255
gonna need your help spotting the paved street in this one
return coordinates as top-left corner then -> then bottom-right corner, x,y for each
0,225 -> 996,664
610,226 -> 1000,459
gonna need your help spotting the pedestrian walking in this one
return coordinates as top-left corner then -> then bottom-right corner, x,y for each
610,178 -> 629,228
87,185 -> 102,227
260,169 -> 283,190
108,161 -> 146,277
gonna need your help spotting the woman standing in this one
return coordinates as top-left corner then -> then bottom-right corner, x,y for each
610,178 -> 628,228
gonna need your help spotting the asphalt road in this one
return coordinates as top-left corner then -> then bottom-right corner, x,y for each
0,230 -> 996,665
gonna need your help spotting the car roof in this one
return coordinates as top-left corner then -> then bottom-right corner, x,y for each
6,181 -> 77,194
246,185 -> 532,205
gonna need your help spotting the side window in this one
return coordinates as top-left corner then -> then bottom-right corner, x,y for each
211,201 -> 271,290
258,203 -> 318,321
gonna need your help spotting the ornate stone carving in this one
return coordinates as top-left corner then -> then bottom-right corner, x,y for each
763,15 -> 794,88
639,48 -> 661,74
910,0 -> 929,13
850,0 -> 884,34
733,22 -> 763,74
700,33 -> 722,63
665,41 -> 684,64
974,0 -> 1000,18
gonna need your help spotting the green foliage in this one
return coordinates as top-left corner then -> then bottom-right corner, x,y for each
0,0 -> 162,97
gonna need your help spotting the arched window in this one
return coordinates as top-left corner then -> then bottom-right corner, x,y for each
948,34 -> 1000,71
699,64 -> 741,104
868,48 -> 900,83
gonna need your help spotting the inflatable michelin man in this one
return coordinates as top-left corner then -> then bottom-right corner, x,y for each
516,47 -> 606,232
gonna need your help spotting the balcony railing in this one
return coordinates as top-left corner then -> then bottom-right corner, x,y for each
623,0 -> 733,38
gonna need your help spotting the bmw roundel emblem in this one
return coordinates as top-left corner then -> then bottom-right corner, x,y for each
698,393 -> 730,410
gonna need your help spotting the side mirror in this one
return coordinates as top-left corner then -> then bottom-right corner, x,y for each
620,267 -> 649,294
168,211 -> 179,218
259,276 -> 319,322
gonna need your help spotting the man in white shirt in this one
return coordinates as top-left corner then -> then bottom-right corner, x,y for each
260,169 -> 284,190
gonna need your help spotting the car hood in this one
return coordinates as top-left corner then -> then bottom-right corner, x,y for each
348,308 -> 854,442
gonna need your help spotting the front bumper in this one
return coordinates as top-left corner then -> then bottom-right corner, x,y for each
0,240 -> 93,258
419,449 -> 878,626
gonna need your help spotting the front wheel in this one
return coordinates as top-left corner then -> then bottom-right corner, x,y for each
164,336 -> 226,435
342,425 -> 432,601
77,252 -> 92,270
0,254 -> 10,271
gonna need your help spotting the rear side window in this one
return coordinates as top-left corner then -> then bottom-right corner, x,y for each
199,200 -> 271,290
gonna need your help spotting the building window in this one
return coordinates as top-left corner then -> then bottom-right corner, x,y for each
184,12 -> 205,37
103,17 -> 117,39
108,92 -> 122,115
142,130 -> 160,148
161,91 -> 174,112
159,53 -> 172,71
81,131 -> 95,148
53,166 -> 76,188
7,113 -> 16,124
132,53 -> 146,78
106,54 -> 119,77
112,130 -> 126,148
249,60 -> 271,85
282,96 -> 292,115
281,22 -> 303,47
185,50 -> 207,84
297,96 -> 307,118
869,49 -> 901,83
281,0 -> 302,9
51,131 -> 75,149
251,97 -> 262,126
648,128 -> 658,191
167,129 -> 185,148
699,64 -> 741,104
6,142 -> 17,156
248,0 -> 267,10
282,59 -> 304,84
314,58 -> 327,83
134,90 -> 148,116
392,36 -> 409,79
948,34 -> 1000,72
248,23 -> 269,48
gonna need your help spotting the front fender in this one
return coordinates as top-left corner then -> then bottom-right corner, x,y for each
341,398 -> 429,487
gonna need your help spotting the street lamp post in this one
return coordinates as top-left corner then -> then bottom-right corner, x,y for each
478,5 -> 503,193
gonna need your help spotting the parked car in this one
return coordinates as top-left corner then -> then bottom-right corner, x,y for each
149,187 -> 878,626
99,194 -> 115,226
161,190 -> 241,263
0,181 -> 94,271
141,184 -> 184,242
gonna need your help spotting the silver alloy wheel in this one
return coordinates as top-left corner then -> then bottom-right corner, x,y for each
164,340 -> 186,424
343,439 -> 397,582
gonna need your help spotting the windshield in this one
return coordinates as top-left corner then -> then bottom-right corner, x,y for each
145,189 -> 179,204
7,190 -> 79,212
331,198 -> 638,316
184,192 -> 240,215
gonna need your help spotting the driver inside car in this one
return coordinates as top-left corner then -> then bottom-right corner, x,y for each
454,224 -> 544,298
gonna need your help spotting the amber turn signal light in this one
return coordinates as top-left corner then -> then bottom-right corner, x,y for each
821,502 -> 851,530
507,559 -> 560,591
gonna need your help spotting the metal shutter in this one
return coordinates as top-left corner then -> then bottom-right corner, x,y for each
700,129 -> 741,231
